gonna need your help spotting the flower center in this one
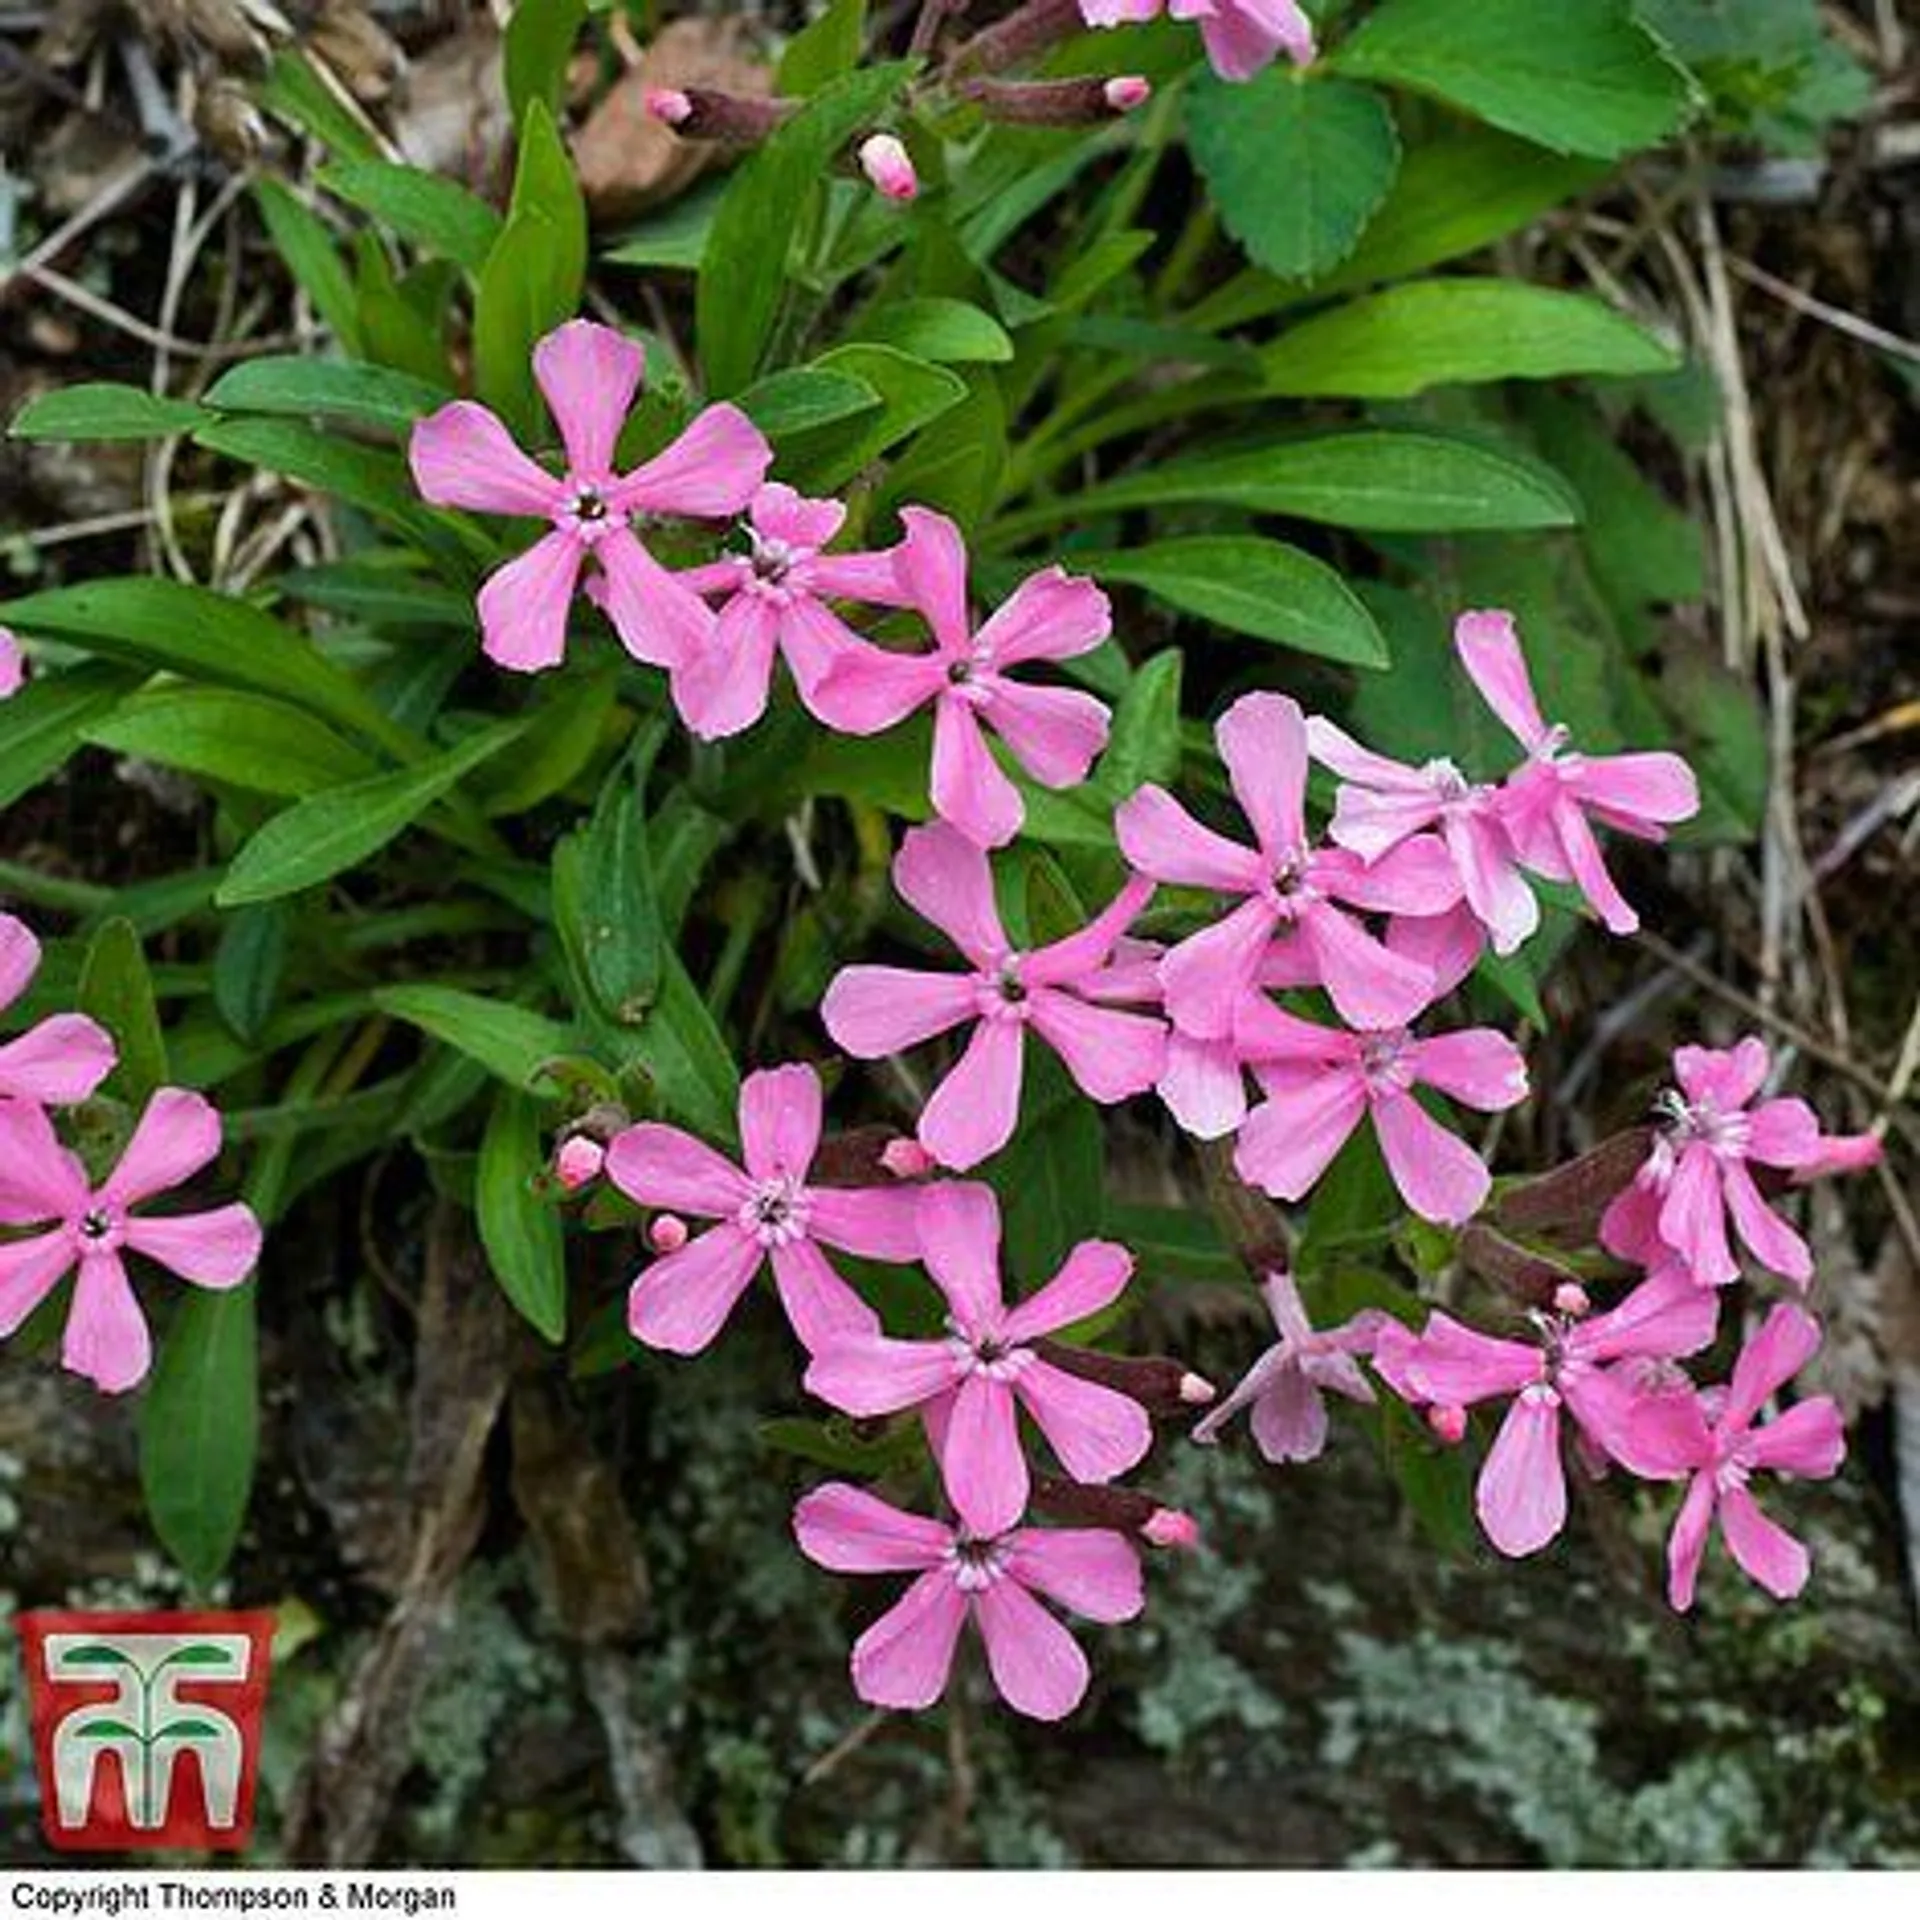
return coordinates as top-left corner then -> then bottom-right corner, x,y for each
80,1208 -> 113,1241
945,1319 -> 1032,1384
1357,1027 -> 1416,1093
976,958 -> 1032,1023
1655,1089 -> 1751,1158
944,1534 -> 1011,1592
739,1175 -> 811,1248
748,530 -> 799,587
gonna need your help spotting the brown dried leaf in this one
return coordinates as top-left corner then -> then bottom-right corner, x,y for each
572,16 -> 771,226
309,0 -> 406,107
392,13 -> 512,194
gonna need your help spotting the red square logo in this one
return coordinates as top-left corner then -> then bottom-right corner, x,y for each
16,1609 -> 275,1853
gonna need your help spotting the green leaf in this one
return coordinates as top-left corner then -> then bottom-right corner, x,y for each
215,721 -> 524,906
78,918 -> 168,1106
601,178 -> 725,273
140,1286 -> 258,1590
758,1414 -> 923,1477
253,179 -> 362,351
257,48 -> 381,160
781,343 -> 966,494
778,0 -> 868,94
0,662 -> 140,810
373,985 -> 575,1092
0,579 -> 408,753
8,384 -> 209,443
995,1053 -> 1105,1281
1033,430 -> 1580,532
277,561 -> 474,631
483,666 -> 618,816
1079,537 -> 1390,667
1188,72 -> 1401,282
626,956 -> 740,1145
735,367 -> 883,440
554,755 -> 663,1028
213,904 -> 290,1045
474,101 -> 589,440
504,0 -> 588,130
1337,0 -> 1694,159
202,356 -> 450,433
1263,279 -> 1678,399
855,296 -> 1014,364
476,1088 -> 567,1342
320,161 -> 504,273
697,64 -> 911,396
85,687 -> 379,799
1098,649 -> 1184,798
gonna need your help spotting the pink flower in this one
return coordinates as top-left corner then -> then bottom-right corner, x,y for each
820,824 -> 1166,1171
409,318 -> 770,675
1231,999 -> 1529,1227
1116,693 -> 1460,1037
553,1135 -> 604,1191
605,1063 -> 920,1356
794,1481 -> 1143,1720
0,914 -> 116,1105
810,509 -> 1113,849
0,626 -> 23,699
1404,1268 -> 1721,1557
1308,717 -> 1537,956
857,133 -> 919,202
1191,1271 -> 1383,1464
1631,1303 -> 1845,1611
1456,610 -> 1699,935
0,1091 -> 262,1394
1599,1037 -> 1828,1289
805,1182 -> 1150,1535
1078,0 -> 1314,82
666,482 -> 909,740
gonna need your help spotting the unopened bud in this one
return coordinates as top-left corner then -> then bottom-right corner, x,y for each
948,0 -> 1083,76
1142,1507 -> 1201,1552
881,1136 -> 937,1180
554,1136 -> 605,1192
1427,1403 -> 1468,1445
1035,1341 -> 1209,1418
957,75 -> 1146,125
643,87 -> 692,127
1494,1127 -> 1655,1241
857,133 -> 919,202
1552,1281 -> 1591,1317
649,86 -> 794,144
1104,75 -> 1152,112
648,1213 -> 690,1254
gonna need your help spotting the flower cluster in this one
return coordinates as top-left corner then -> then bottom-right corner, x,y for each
0,911 -> 262,1393
406,316 -> 1876,1719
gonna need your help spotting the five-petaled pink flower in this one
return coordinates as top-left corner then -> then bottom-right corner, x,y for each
1600,1037 -> 1828,1290
805,1182 -> 1149,1535
1078,0 -> 1314,82
1117,692 -> 1460,1037
1455,610 -> 1698,936
821,823 -> 1166,1170
1404,1268 -> 1720,1557
0,1091 -> 262,1393
794,1481 -> 1143,1720
1628,1302 -> 1845,1611
1192,1271 -> 1383,1463
606,1063 -> 920,1356
410,318 -> 770,675
0,626 -> 23,700
811,508 -> 1114,849
0,913 -> 116,1105
1308,717 -> 1538,956
1231,997 -> 1528,1226
667,482 -> 910,741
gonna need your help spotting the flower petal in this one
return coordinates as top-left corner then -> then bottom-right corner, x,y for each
1372,1089 -> 1490,1226
918,1016 -> 1025,1171
793,1481 -> 950,1572
1408,1028 -> 1529,1112
917,1181 -> 1007,1333
605,1124 -> 749,1218
1026,990 -> 1166,1104
805,1333 -> 958,1417
986,680 -> 1110,789
1250,1363 -> 1330,1463
612,403 -> 770,518
410,401 -> 560,516
1015,1359 -> 1151,1484
850,1569 -> 969,1711
1746,1096 -> 1823,1169
1721,1301 -> 1822,1435
1570,750 -> 1699,833
1160,895 -> 1279,1040
625,1226 -> 763,1355
806,1185 -> 924,1262
893,506 -> 973,651
1026,875 -> 1156,988
670,594 -> 780,740
533,319 -> 645,481
739,1062 -> 822,1183
1455,608 -> 1547,751
1476,1390 -> 1567,1557
1217,691 -> 1308,861
1742,1397 -> 1845,1479
62,1250 -> 151,1394
103,1089 -> 224,1209
477,531 -> 583,674
1666,1472 -> 1716,1611
1658,1144 -> 1737,1288
0,1230 -> 75,1337
1552,798 -> 1639,936
1002,1239 -> 1134,1343
806,639 -> 944,735
931,696 -> 1024,849
1114,784 -> 1262,892
123,1204 -> 261,1288
0,1099 -> 88,1220
1157,1030 -> 1247,1139
595,525 -> 716,669
0,1014 -> 117,1104
0,912 -> 42,1009
1002,1527 -> 1144,1623
976,567 -> 1111,666
820,966 -> 977,1058
1721,1159 -> 1812,1286
1718,1485 -> 1810,1600
1233,1066 -> 1367,1202
974,1578 -> 1091,1721
941,1372 -> 1027,1536
894,822 -> 1009,967
1301,901 -> 1436,1030
768,1238 -> 881,1353
1404,1314 -> 1541,1407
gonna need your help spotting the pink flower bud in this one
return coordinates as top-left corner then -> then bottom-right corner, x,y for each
1427,1403 -> 1468,1445
0,626 -> 22,700
1104,75 -> 1151,112
644,87 -> 693,127
554,1136 -> 605,1192
1143,1507 -> 1200,1552
880,1136 -> 936,1180
858,133 -> 919,202
649,1213 -> 690,1254
1178,1370 -> 1216,1406
1552,1281 -> 1591,1318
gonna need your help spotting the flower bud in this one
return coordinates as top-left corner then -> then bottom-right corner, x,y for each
648,1213 -> 690,1254
1142,1507 -> 1201,1552
1034,1340 -> 1212,1418
643,87 -> 692,127
857,133 -> 919,202
1031,1475 -> 1195,1548
1427,1403 -> 1468,1445
1104,76 -> 1152,112
647,86 -> 795,144
554,1136 -> 605,1192
0,626 -> 24,700
1551,1281 -> 1591,1318
1494,1127 -> 1656,1241
957,76 -> 1149,124
880,1136 -> 937,1180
